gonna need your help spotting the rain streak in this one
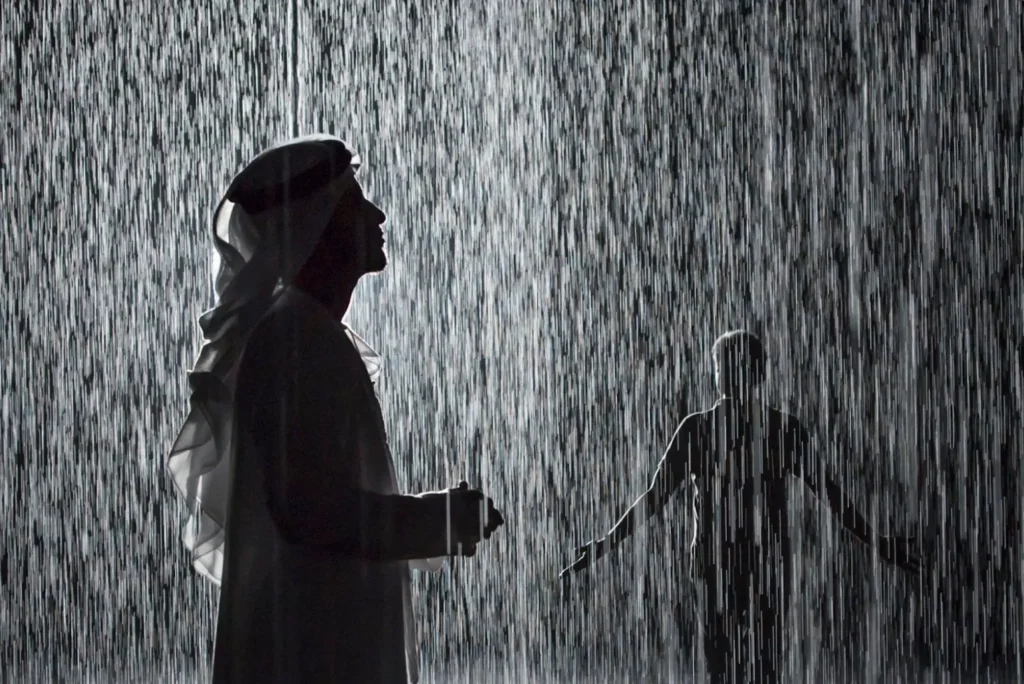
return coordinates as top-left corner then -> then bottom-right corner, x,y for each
2,1 -> 1022,682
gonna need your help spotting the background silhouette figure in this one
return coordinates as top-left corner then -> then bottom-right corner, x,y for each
562,330 -> 921,682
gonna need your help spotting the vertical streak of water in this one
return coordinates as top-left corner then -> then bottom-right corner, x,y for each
289,0 -> 300,138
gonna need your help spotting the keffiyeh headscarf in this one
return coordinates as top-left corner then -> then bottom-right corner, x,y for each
167,135 -> 362,584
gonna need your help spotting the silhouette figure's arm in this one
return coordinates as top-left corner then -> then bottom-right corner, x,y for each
794,426 -> 881,549
821,481 -> 881,548
598,416 -> 698,553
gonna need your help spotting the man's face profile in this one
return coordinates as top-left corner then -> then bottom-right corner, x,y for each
321,180 -> 389,275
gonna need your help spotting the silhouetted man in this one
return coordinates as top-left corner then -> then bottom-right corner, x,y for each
168,136 -> 503,683
561,330 -> 920,682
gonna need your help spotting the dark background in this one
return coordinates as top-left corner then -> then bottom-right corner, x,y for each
3,0 -> 1021,681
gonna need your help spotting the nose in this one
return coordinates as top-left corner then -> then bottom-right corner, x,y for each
368,201 -> 386,225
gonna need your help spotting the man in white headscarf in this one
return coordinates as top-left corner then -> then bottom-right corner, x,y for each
168,135 -> 504,683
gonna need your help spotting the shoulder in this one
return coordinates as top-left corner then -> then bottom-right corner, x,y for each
661,410 -> 712,478
679,409 -> 710,435
238,294 -> 346,388
251,292 -> 343,354
767,408 -> 813,472
259,291 -> 330,339
766,407 -> 808,439
241,302 -> 298,371
669,410 -> 711,453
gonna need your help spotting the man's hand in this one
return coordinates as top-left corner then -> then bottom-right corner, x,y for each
443,481 -> 504,556
879,535 -> 923,574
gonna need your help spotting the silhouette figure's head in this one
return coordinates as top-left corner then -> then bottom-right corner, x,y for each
223,135 -> 387,292
712,330 -> 765,399
298,180 -> 389,290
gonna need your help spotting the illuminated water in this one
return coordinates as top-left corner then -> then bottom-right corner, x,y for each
3,1 -> 1022,681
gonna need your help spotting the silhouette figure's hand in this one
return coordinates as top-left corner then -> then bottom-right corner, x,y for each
559,539 -> 607,580
443,481 -> 504,556
879,535 -> 922,574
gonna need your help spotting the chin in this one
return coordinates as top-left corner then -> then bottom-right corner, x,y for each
364,249 -> 388,274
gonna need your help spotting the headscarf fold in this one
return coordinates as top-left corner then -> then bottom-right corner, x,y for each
167,135 -> 361,584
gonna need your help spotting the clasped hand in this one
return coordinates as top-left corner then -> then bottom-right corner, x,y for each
428,481 -> 504,557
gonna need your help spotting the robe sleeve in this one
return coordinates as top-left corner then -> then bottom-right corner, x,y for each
235,305 -> 449,560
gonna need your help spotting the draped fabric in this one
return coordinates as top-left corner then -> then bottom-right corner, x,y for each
168,135 -> 360,584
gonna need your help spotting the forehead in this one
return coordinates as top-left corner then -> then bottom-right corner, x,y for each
349,179 -> 370,204
330,180 -> 374,223
335,178 -> 366,207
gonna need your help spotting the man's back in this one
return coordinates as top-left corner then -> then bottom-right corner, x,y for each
686,398 -> 809,583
